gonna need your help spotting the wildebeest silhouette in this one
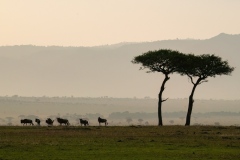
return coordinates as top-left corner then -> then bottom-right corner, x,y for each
80,119 -> 89,126
57,118 -> 70,126
46,118 -> 54,126
21,119 -> 34,126
98,117 -> 108,126
35,118 -> 41,125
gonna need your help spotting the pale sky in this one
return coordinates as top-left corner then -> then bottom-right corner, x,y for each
1,0 -> 240,46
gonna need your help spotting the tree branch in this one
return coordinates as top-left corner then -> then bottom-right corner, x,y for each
199,79 -> 208,85
187,74 -> 195,85
161,98 -> 169,102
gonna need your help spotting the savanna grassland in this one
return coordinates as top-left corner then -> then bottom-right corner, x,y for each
0,126 -> 239,160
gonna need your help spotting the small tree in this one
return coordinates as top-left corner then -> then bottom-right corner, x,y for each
138,118 -> 143,124
5,117 -> 14,124
126,118 -> 133,125
169,120 -> 174,125
178,54 -> 234,126
132,49 -> 184,126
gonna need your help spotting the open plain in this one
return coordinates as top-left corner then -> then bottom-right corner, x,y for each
0,126 -> 239,160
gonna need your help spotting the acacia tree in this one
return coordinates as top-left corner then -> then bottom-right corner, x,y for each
132,49 -> 184,126
126,118 -> 133,125
178,54 -> 234,126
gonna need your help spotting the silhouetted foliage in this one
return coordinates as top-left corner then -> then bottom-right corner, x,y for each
177,54 -> 234,126
132,49 -> 185,126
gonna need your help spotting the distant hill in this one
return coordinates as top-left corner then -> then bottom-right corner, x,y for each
0,33 -> 239,100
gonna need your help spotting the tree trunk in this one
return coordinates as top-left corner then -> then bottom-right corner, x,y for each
158,74 -> 170,126
185,79 -> 201,126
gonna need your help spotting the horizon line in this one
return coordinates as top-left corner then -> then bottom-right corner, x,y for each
1,32 -> 238,48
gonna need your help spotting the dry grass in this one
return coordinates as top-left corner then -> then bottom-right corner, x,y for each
0,125 -> 240,160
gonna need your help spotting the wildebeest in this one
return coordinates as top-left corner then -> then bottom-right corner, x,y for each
57,118 -> 70,126
35,118 -> 41,125
98,117 -> 108,126
46,118 -> 54,126
21,119 -> 34,126
80,119 -> 89,126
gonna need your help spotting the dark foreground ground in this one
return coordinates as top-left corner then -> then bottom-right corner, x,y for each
0,126 -> 239,160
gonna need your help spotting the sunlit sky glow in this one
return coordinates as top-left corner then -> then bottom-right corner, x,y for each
1,0 -> 240,46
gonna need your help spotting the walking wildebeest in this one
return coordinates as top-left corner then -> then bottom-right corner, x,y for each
46,118 -> 54,126
35,118 -> 41,125
21,119 -> 34,126
80,119 -> 89,126
57,118 -> 70,126
98,117 -> 108,126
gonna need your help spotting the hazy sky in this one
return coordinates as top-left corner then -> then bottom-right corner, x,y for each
1,0 -> 240,46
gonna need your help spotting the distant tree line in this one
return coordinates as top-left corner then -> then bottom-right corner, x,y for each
1,111 -> 239,126
108,111 -> 240,120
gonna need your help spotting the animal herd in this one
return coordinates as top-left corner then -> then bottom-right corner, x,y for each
20,117 -> 108,126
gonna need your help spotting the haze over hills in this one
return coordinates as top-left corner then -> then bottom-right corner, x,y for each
0,96 -> 239,126
0,33 -> 239,100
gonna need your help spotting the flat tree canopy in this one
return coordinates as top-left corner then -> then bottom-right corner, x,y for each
132,49 -> 184,74
179,54 -> 234,81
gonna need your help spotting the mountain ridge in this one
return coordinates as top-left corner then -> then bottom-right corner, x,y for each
1,33 -> 239,48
